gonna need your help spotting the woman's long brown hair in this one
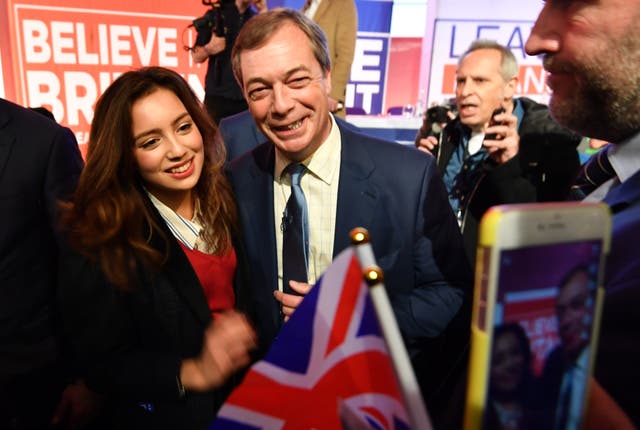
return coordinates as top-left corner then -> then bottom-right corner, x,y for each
60,67 -> 237,290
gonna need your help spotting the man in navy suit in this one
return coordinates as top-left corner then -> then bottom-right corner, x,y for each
527,1 -> 640,425
226,9 -> 473,414
0,99 -> 101,429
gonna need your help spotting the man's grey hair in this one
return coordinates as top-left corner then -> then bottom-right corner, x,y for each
459,39 -> 519,82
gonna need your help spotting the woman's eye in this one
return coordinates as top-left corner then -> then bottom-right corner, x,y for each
138,138 -> 159,149
178,122 -> 193,133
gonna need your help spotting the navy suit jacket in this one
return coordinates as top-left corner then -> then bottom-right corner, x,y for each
218,110 -> 267,162
227,121 -> 473,357
594,168 -> 640,426
0,98 -> 83,377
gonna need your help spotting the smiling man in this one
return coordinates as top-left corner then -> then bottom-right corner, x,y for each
541,266 -> 595,430
225,8 -> 473,416
416,40 -> 581,266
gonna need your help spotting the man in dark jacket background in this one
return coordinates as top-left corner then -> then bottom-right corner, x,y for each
415,39 -> 581,265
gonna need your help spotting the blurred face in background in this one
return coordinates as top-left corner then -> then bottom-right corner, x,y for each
491,331 -> 526,395
525,0 -> 640,142
556,270 -> 592,358
455,48 -> 515,133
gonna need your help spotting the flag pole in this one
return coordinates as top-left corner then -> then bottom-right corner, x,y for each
350,227 -> 433,430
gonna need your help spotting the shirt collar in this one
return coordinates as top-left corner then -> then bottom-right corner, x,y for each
275,113 -> 341,185
146,190 -> 207,252
512,98 -> 525,130
575,346 -> 590,371
608,130 -> 640,183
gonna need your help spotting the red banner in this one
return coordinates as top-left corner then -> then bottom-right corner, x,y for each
1,0 -> 207,151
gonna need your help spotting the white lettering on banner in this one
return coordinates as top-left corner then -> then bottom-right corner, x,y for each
132,26 -> 155,65
23,20 -> 50,63
77,23 -> 99,64
51,21 -> 75,64
444,22 -> 533,60
21,19 -> 179,66
98,24 -> 109,64
346,84 -> 380,114
351,39 -> 382,81
428,19 -> 549,106
520,66 -> 546,95
24,70 -> 203,132
26,71 -> 64,119
347,38 -> 385,113
158,28 -> 178,66
64,71 -> 97,125
111,25 -> 132,65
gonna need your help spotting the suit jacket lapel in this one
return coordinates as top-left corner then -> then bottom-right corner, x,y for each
0,106 -> 15,181
604,170 -> 640,213
240,144 -> 278,288
333,125 -> 378,255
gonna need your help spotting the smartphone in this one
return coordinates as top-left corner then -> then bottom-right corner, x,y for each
484,107 -> 506,141
463,202 -> 611,430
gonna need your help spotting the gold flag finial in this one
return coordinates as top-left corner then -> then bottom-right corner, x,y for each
349,227 -> 370,245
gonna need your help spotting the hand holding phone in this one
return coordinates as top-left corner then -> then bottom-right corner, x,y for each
483,107 -> 506,141
483,107 -> 520,164
463,203 -> 611,430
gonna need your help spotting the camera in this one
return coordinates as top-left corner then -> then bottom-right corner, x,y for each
426,105 -> 452,125
424,103 -> 456,137
192,1 -> 226,37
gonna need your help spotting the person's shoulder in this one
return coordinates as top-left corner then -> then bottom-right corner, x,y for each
518,97 -> 556,126
227,141 -> 272,172
338,123 -> 435,170
219,110 -> 255,132
518,97 -> 581,145
0,98 -> 69,138
518,96 -> 546,111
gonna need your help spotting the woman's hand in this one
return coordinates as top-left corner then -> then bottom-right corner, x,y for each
180,310 -> 256,392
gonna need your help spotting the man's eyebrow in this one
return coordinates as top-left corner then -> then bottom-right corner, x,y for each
282,65 -> 312,79
245,65 -> 312,87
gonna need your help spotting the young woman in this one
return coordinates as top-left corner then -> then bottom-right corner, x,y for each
486,323 -> 542,430
58,67 -> 256,429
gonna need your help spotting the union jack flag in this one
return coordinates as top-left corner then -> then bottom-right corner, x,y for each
210,247 -> 413,429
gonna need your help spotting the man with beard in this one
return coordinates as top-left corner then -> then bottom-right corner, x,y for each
526,0 -> 640,425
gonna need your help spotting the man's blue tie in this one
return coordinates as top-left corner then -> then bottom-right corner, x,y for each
282,163 -> 309,295
555,366 -> 574,430
571,146 -> 616,198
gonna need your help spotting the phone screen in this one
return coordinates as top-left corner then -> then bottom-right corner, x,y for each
483,239 -> 603,430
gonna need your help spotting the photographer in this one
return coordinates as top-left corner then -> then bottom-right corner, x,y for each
414,101 -> 457,157
191,0 -> 266,124
414,40 -> 581,267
